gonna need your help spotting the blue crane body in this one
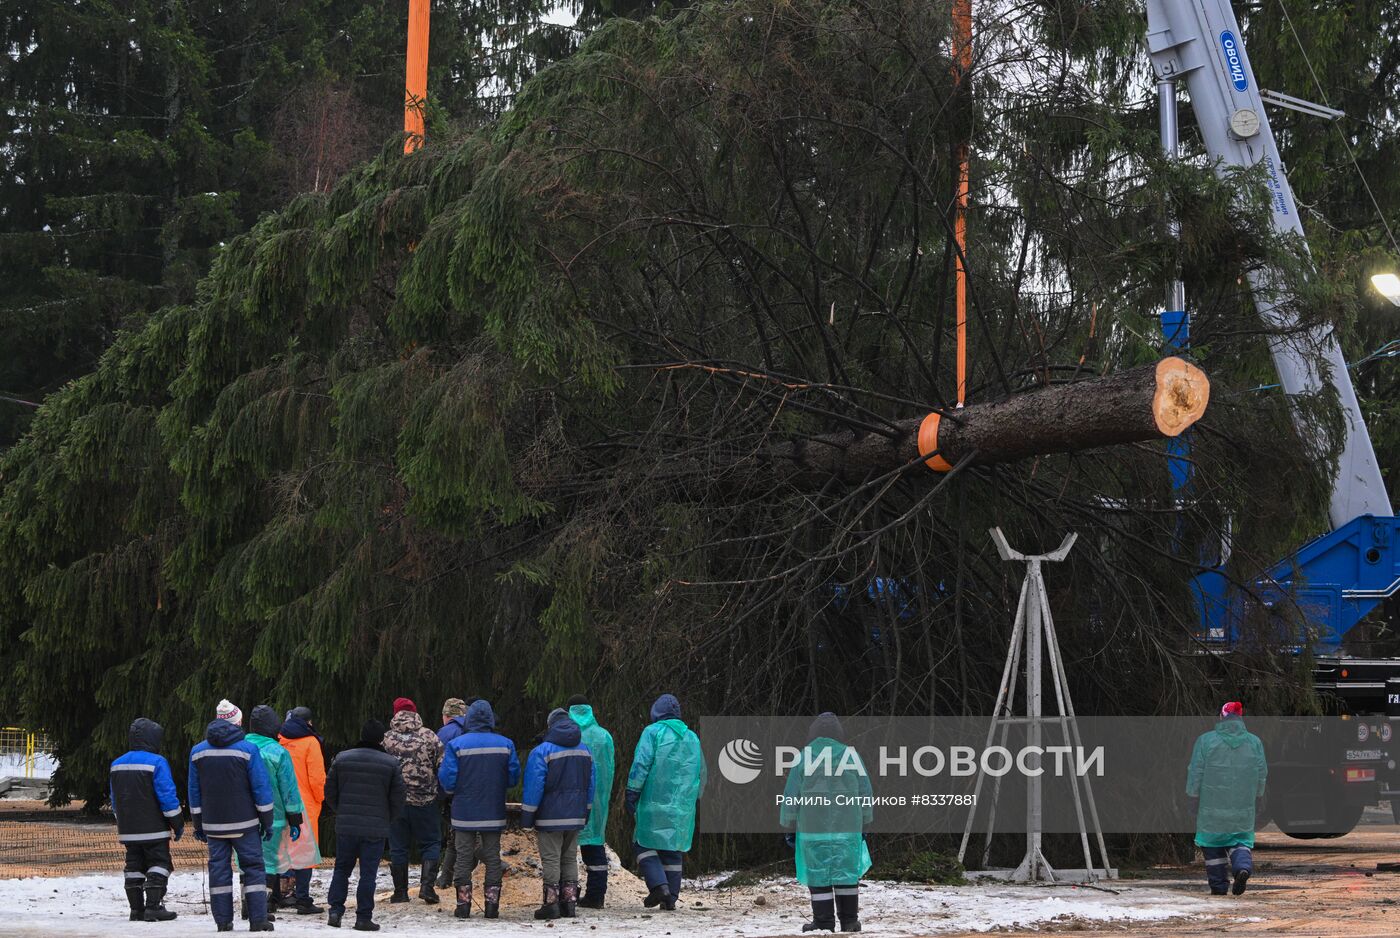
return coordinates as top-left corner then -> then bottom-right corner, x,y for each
1148,0 -> 1399,834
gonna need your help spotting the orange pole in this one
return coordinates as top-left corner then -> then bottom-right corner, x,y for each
952,0 -> 972,407
403,0 -> 430,153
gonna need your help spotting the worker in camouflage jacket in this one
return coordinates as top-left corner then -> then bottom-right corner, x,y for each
383,697 -> 446,905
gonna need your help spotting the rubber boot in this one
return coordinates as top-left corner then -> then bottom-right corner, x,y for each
643,883 -> 670,908
389,863 -> 410,904
560,880 -> 578,918
454,883 -> 472,919
419,860 -> 440,904
803,889 -> 836,932
269,874 -> 283,911
534,882 -> 561,920
835,887 -> 860,932
125,876 -> 146,921
144,884 -> 179,921
483,883 -> 501,919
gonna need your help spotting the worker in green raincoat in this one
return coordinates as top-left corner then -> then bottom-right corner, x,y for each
1185,701 -> 1266,896
246,705 -> 307,914
780,713 -> 872,933
567,694 -> 616,908
624,693 -> 705,911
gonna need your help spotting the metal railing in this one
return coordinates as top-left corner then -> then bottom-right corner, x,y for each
0,726 -> 53,779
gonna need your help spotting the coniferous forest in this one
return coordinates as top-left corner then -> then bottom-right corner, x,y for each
2,0 -> 1398,861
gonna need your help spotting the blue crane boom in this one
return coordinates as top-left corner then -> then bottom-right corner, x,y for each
1145,0 -> 1399,649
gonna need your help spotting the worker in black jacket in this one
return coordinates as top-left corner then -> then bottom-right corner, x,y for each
109,718 -> 184,922
324,719 -> 406,931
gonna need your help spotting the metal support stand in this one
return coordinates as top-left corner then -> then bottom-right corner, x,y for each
956,528 -> 1115,883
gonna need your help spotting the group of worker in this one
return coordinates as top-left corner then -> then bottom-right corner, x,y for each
107,692 -> 726,932
108,690 -> 1257,933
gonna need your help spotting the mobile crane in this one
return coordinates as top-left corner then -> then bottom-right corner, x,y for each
1147,0 -> 1400,835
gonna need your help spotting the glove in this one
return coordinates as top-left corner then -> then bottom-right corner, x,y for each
784,833 -> 796,850
289,824 -> 301,841
261,821 -> 275,842
624,788 -> 640,816
286,811 -> 304,828
193,819 -> 207,844
170,816 -> 185,842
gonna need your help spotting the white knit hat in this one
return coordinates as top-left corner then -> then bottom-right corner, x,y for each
216,699 -> 243,726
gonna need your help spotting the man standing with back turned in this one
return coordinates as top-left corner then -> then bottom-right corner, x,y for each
625,694 -> 705,911
324,719 -> 407,931
568,694 -> 615,909
110,717 -> 184,922
189,700 -> 276,932
1186,701 -> 1267,896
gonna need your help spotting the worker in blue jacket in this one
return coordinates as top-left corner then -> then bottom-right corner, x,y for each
437,699 -> 520,920
110,717 -> 184,922
433,697 -> 471,890
521,708 -> 596,920
189,709 -> 277,932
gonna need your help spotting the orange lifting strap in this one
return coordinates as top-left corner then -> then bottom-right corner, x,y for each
403,0 -> 430,153
952,0 -> 972,408
918,413 -> 953,472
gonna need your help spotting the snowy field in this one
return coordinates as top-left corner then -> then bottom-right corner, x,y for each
2,871 -> 1213,937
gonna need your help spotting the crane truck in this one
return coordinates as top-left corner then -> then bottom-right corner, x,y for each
1147,0 -> 1399,836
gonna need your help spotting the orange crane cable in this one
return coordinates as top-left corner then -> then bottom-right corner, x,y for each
952,0 -> 972,408
403,0 -> 430,154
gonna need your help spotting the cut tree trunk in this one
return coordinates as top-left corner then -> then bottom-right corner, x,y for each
757,357 -> 1209,485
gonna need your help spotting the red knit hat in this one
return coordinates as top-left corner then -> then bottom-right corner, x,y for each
1221,701 -> 1244,719
393,697 -> 417,715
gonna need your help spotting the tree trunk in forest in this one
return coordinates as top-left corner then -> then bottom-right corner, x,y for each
755,357 -> 1209,485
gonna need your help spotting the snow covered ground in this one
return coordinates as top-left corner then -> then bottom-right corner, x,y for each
2,870 -> 1212,937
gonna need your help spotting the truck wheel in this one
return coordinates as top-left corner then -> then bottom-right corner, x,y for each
1278,802 -> 1363,839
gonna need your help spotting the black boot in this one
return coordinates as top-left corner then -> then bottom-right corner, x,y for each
560,880 -> 578,918
578,889 -> 604,909
327,910 -> 343,928
144,883 -> 178,921
802,889 -> 837,932
296,897 -> 324,915
352,921 -> 380,932
419,860 -> 440,904
834,886 -> 861,932
643,883 -> 671,908
483,883 -> 501,919
534,882 -> 561,920
125,875 -> 146,921
454,883 -> 472,919
389,863 -> 410,903
250,921 -> 275,932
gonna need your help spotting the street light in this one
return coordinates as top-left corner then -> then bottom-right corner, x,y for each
1371,273 -> 1400,307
